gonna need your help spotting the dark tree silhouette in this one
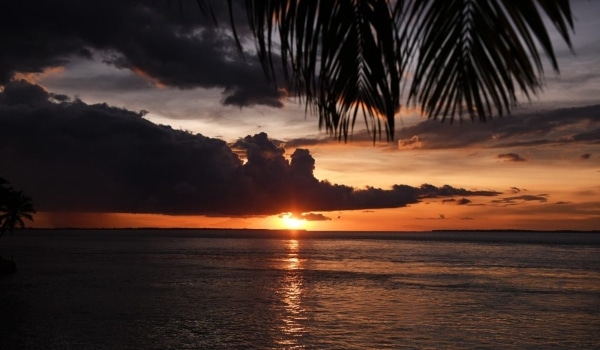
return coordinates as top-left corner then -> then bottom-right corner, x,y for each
211,0 -> 574,141
0,178 -> 36,239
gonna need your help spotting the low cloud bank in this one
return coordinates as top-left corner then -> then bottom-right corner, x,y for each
0,81 -> 501,216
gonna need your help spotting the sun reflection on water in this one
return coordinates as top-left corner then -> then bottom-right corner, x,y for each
276,239 -> 308,348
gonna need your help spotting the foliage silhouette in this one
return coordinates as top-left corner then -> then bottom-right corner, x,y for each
0,177 -> 36,239
202,0 -> 574,141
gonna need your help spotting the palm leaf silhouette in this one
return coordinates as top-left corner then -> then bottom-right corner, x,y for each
211,0 -> 573,140
0,186 -> 36,238
401,0 -> 572,122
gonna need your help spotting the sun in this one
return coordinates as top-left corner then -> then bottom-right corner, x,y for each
280,213 -> 306,230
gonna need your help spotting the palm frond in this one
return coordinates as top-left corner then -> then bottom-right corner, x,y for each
398,0 -> 573,122
240,0 -> 401,141
204,0 -> 573,138
0,187 -> 35,234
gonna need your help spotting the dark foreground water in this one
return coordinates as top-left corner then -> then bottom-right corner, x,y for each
1,230 -> 599,349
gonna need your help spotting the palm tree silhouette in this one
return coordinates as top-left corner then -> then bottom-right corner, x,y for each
0,179 -> 36,239
211,0 -> 573,141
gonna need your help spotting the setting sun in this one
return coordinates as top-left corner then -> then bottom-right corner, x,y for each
280,213 -> 306,230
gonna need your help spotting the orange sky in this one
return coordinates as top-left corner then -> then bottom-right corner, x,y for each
3,1 -> 599,232
19,92 -> 600,231
9,84 -> 600,231
31,194 -> 599,231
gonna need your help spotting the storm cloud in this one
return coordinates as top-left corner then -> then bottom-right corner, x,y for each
0,81 -> 501,216
0,0 -> 284,108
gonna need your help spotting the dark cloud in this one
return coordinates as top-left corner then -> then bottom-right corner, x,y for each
0,80 -> 54,106
286,104 -> 600,149
0,81 -> 502,216
283,137 -> 330,149
283,130 -> 401,148
456,198 -> 471,205
491,195 -> 548,206
0,0 -> 284,108
299,213 -> 332,221
278,212 -> 331,222
395,105 -> 600,149
509,187 -> 522,194
580,153 -> 592,160
460,217 -> 474,220
0,81 -> 243,214
222,86 -> 286,108
416,184 -> 498,198
441,198 -> 472,205
497,153 -> 527,162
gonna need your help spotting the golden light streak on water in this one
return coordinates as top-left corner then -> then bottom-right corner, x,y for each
275,239 -> 308,348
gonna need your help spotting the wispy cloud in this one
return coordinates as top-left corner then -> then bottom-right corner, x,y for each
394,105 -> 600,150
491,195 -> 548,206
509,187 -> 523,194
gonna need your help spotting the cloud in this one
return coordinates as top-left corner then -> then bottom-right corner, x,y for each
491,195 -> 548,206
497,153 -> 527,162
398,136 -> 422,150
0,81 -> 244,214
416,184 -> 498,198
417,214 -> 449,220
456,198 -> 471,205
299,213 -> 332,221
395,105 -> 600,150
0,81 -> 503,216
0,0 -> 285,108
580,153 -> 592,160
442,198 -> 471,205
509,187 -> 522,194
0,79 -> 54,106
282,137 -> 331,149
279,212 -> 331,222
285,104 -> 600,149
4,0 -> 600,135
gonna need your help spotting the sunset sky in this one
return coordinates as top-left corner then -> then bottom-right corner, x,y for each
1,0 -> 598,231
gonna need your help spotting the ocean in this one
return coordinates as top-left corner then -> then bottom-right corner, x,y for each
1,229 -> 599,349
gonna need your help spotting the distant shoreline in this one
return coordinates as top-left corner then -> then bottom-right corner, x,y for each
17,227 -> 600,234
8,228 -> 599,244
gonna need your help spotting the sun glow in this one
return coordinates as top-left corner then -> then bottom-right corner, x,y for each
280,213 -> 306,230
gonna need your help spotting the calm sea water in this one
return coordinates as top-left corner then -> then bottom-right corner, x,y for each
1,229 -> 599,349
